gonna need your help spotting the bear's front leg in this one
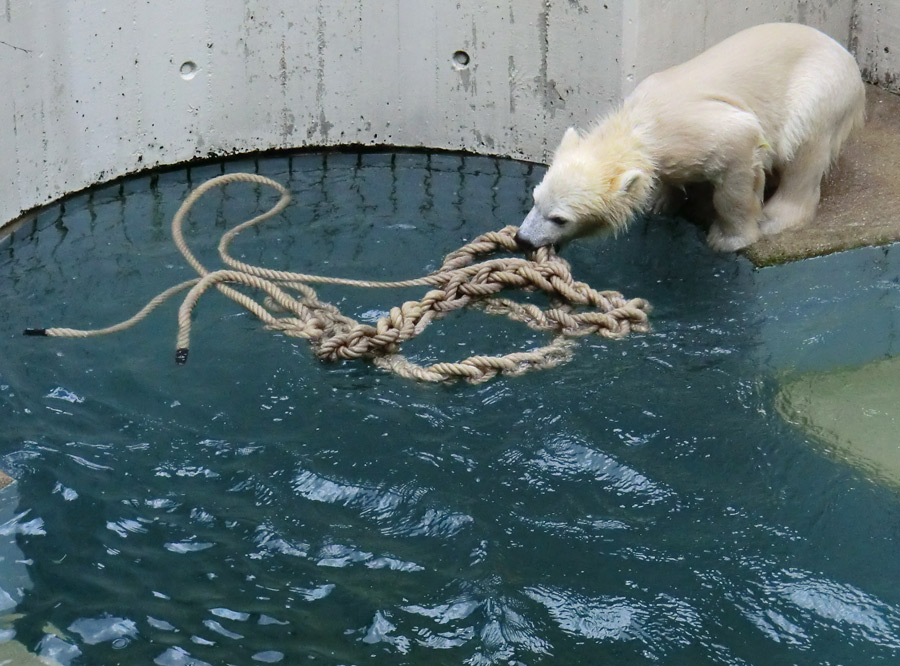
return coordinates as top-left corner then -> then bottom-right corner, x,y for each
708,154 -> 765,252
760,142 -> 832,236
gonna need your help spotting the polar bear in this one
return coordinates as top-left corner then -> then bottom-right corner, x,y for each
515,23 -> 866,252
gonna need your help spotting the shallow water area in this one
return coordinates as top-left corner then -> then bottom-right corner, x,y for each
777,348 -> 900,487
1,151 -> 900,665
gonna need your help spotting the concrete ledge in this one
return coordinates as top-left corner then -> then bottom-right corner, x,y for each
744,84 -> 900,267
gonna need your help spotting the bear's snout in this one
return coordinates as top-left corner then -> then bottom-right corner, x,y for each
514,230 -> 537,252
516,206 -> 560,250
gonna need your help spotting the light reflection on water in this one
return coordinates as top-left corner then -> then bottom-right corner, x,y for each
0,152 -> 899,664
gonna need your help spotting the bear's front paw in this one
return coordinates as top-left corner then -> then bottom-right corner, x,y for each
760,197 -> 817,236
706,223 -> 760,252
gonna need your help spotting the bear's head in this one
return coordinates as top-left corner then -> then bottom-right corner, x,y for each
515,126 -> 654,250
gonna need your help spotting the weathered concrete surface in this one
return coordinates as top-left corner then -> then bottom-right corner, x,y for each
745,84 -> 900,266
0,0 -> 626,228
852,0 -> 900,94
621,0 -> 853,95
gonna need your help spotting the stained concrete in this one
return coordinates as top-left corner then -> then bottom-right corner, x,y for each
852,0 -> 900,95
745,84 -> 900,267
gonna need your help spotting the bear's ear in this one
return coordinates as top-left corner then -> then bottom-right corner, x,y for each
556,127 -> 581,153
617,169 -> 645,194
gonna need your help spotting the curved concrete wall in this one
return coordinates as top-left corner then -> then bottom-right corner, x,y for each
0,0 -> 625,228
0,1 -> 867,230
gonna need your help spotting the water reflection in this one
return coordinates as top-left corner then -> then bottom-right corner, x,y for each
400,589 -> 551,663
739,568 -> 900,649
523,436 -> 674,505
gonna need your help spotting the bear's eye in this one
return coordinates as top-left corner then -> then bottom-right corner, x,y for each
548,215 -> 568,226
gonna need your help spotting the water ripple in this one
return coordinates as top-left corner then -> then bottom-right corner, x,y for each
291,467 -> 472,538
0,509 -> 45,536
252,524 -> 309,559
164,540 -> 214,554
52,482 -> 79,501
316,543 -> 373,568
146,616 -> 177,632
66,454 -> 113,472
105,518 -> 148,538
362,610 -> 411,653
289,583 -> 335,601
399,593 -> 551,662
203,619 -> 244,640
292,469 -> 407,520
45,386 -> 85,404
37,634 -> 81,664
154,464 -> 219,479
749,569 -> 900,649
210,608 -> 250,622
154,646 -> 213,666
401,599 -> 481,624
367,555 -> 425,572
514,515 -> 631,543
522,436 -> 673,505
381,507 -> 473,539
525,585 -> 700,656
68,615 -> 138,645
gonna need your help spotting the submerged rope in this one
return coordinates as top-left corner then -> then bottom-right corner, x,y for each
25,172 -> 651,383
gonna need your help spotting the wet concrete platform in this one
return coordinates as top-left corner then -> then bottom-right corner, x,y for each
745,84 -> 900,267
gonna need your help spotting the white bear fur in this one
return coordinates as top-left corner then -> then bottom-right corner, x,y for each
516,23 -> 866,252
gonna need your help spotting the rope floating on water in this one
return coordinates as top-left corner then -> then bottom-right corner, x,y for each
25,172 -> 651,383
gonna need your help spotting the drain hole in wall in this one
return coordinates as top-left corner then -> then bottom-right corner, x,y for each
452,50 -> 470,69
180,61 -> 198,80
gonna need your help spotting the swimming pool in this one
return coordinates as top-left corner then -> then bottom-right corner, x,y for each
1,152 -> 899,665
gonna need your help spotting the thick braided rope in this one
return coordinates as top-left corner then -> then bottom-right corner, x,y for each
26,173 -> 651,383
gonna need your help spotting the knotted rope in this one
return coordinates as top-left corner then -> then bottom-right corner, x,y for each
25,172 -> 651,383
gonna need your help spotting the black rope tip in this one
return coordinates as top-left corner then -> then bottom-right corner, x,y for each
175,348 -> 189,365
23,328 -> 48,336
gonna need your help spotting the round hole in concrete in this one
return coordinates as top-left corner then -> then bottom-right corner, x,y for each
452,50 -> 470,69
179,61 -> 198,80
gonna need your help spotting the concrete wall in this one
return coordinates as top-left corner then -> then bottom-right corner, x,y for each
852,1 -> 900,93
0,0 -> 889,231
620,0 -> 854,94
0,0 -> 625,228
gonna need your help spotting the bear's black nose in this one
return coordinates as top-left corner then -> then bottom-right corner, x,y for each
514,232 -> 536,252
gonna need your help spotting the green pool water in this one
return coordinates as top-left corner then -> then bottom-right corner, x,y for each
1,152 -> 899,665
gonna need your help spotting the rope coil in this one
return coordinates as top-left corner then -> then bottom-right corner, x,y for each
26,172 -> 651,383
